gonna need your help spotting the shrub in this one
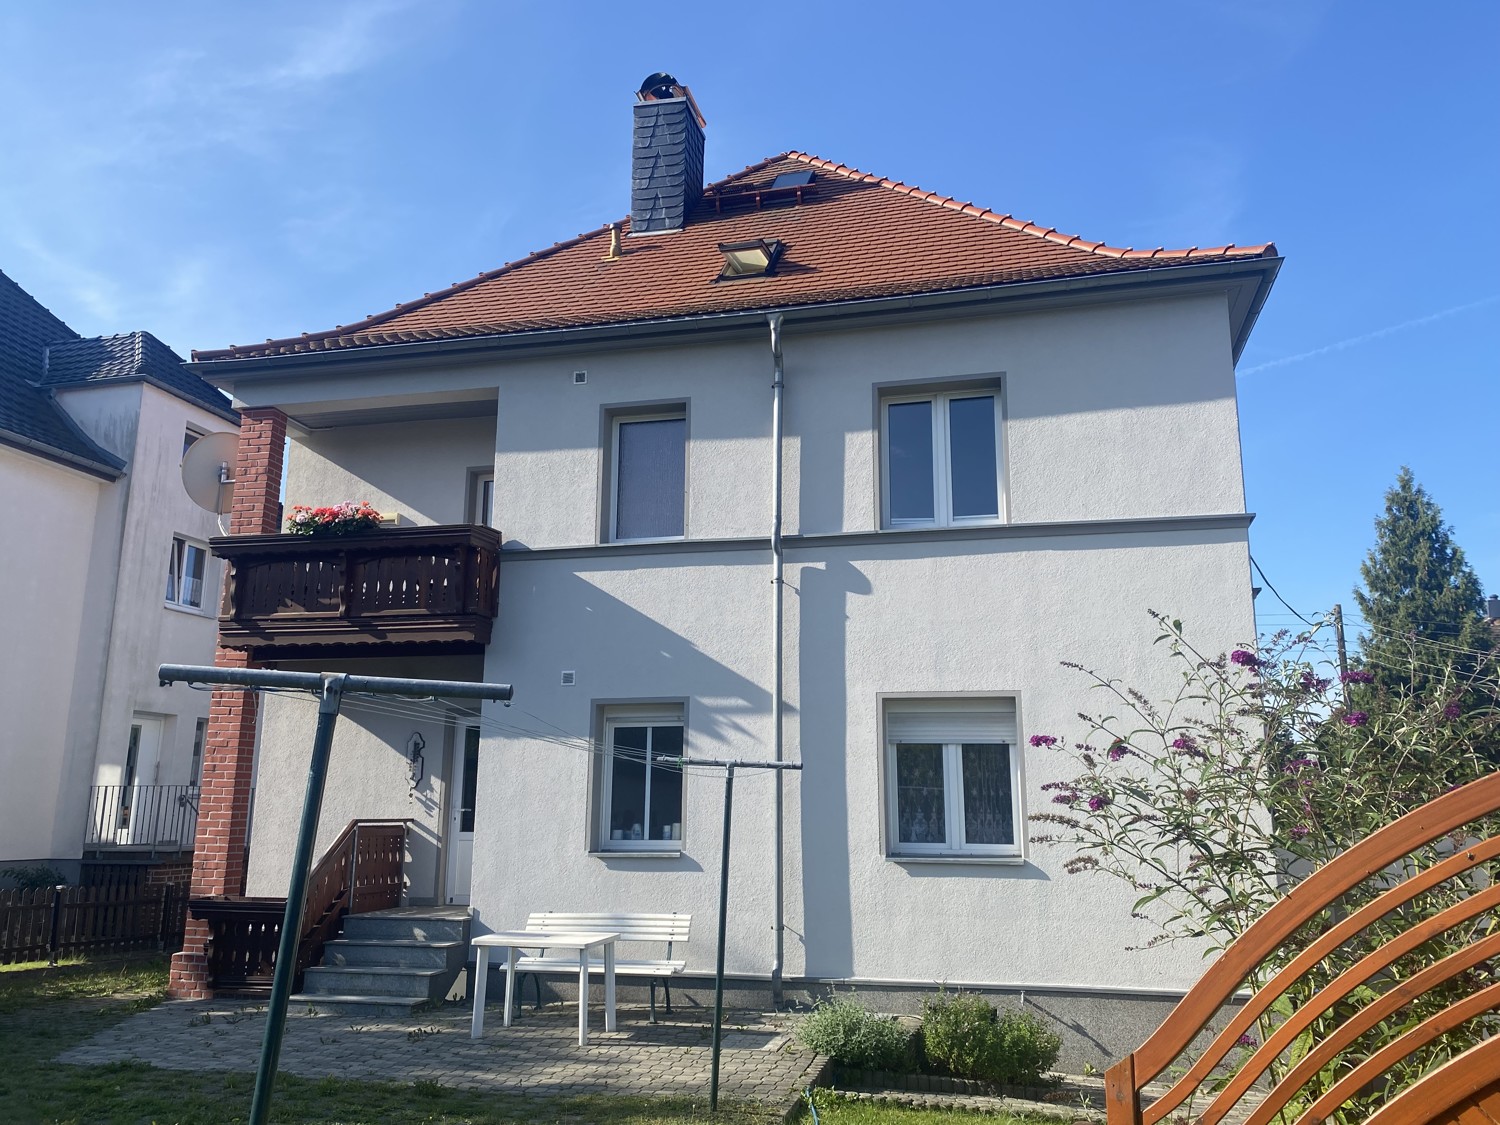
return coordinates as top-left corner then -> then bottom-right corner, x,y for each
921,993 -> 1061,1086
1,865 -> 68,890
795,995 -> 913,1071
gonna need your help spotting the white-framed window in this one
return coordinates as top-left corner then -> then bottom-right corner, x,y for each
189,717 -> 207,786
600,709 -> 684,850
165,536 -> 208,609
610,411 -> 686,541
470,470 -> 495,526
883,699 -> 1022,857
881,389 -> 1003,528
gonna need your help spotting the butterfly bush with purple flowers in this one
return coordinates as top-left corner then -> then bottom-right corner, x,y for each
1027,610 -> 1500,1113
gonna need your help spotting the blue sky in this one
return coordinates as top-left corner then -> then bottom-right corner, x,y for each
2,1 -> 1495,640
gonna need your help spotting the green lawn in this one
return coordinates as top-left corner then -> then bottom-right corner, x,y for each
0,957 -> 1060,1124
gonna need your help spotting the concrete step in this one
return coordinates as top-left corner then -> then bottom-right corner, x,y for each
341,911 -> 470,945
286,993 -> 437,1020
301,965 -> 448,999
322,938 -> 465,972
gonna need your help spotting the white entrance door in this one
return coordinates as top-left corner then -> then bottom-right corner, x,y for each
119,715 -> 163,845
446,726 -> 480,904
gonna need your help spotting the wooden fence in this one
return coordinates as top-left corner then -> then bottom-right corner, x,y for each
1,871 -> 188,965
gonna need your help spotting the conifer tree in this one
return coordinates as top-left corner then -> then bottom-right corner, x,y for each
1353,467 -> 1490,692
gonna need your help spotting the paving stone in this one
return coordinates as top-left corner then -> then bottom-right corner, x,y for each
53,999 -> 823,1112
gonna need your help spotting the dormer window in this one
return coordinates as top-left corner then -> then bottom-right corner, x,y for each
717,239 -> 784,280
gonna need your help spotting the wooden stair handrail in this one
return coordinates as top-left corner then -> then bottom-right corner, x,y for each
295,818 -> 409,976
1107,769 -> 1500,1125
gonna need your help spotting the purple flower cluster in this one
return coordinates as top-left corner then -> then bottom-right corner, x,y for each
1299,671 -> 1333,694
1108,741 -> 1132,762
1343,711 -> 1369,727
1281,757 -> 1316,773
1230,649 -> 1259,668
1236,1033 -> 1260,1049
1088,794 -> 1112,812
1029,734 -> 1058,748
1171,735 -> 1207,759
1289,825 -> 1311,841
1340,669 -> 1374,685
1052,792 -> 1080,805
1443,701 -> 1462,720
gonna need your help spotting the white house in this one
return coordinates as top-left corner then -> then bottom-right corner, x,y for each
0,269 -> 238,882
173,77 -> 1279,1059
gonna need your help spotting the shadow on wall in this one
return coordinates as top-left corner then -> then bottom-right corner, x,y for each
488,560 -> 777,755
795,558 -> 871,979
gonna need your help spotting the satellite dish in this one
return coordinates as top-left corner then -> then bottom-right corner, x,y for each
181,431 -> 239,514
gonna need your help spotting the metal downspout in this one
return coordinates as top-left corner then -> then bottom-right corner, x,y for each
767,313 -> 786,1003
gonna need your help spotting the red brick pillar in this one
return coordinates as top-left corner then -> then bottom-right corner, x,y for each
169,407 -> 287,998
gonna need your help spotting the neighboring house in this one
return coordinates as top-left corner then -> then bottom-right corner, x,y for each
0,268 -> 238,883
172,76 -> 1279,1054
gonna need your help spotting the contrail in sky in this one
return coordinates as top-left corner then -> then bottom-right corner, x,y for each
1239,293 -> 1500,375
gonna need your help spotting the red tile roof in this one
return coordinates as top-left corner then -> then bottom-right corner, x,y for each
195,152 -> 1276,361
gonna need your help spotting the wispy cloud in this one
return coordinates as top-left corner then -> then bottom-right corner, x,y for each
1240,295 -> 1500,375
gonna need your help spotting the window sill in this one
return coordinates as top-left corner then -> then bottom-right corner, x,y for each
164,602 -> 211,617
887,854 -> 1026,866
589,850 -> 684,860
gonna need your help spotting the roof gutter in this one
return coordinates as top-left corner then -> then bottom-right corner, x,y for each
0,426 -> 125,480
188,256 -> 1282,388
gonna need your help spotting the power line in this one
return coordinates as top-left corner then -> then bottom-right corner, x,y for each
1249,555 -> 1321,629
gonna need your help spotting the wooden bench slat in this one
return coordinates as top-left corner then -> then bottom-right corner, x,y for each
515,957 -> 685,976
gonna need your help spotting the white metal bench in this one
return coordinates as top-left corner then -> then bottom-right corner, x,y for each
512,911 -> 690,1022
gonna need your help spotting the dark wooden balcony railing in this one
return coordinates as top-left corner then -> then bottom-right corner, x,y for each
191,819 -> 407,994
211,523 -> 500,654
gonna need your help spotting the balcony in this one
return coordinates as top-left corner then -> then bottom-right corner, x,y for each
212,523 -> 501,656
84,784 -> 200,856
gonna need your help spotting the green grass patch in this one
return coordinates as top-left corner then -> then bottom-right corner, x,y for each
806,1090 -> 1067,1123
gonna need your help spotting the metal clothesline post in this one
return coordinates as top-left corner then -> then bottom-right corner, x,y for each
667,756 -> 803,1113
158,663 -> 513,1125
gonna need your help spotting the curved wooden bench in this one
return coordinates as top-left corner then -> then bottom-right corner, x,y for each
1107,771 -> 1500,1125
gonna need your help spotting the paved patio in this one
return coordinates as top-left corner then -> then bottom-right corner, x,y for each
55,996 -> 826,1112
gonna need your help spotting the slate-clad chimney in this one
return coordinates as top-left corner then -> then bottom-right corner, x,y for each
631,73 -> 705,234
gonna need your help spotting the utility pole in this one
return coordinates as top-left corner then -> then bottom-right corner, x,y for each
158,664 -> 513,1125
1332,604 -> 1350,706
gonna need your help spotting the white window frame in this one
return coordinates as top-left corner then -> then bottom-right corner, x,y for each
600,709 -> 685,852
609,410 -> 687,543
470,470 -> 495,527
882,699 -> 1023,858
880,389 -> 1005,529
165,536 -> 209,611
189,717 -> 207,786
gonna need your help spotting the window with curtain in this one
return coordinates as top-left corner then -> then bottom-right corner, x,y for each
612,412 -> 686,541
165,536 -> 207,609
884,699 -> 1021,857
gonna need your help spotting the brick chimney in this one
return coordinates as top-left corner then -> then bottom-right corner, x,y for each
631,72 -> 705,234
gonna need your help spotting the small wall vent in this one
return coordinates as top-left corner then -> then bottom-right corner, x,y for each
573,371 -> 587,385
560,670 -> 576,686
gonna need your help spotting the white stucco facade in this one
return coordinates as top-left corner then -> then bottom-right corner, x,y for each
0,380 -> 234,873
231,286 -> 1258,996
